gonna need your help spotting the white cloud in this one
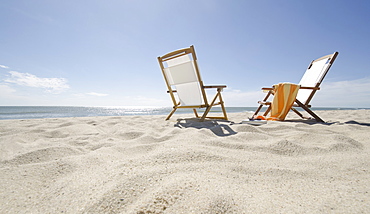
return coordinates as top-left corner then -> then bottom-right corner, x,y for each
5,71 -> 69,94
0,65 -> 9,69
87,92 -> 109,97
0,84 -> 31,105
222,88 -> 265,107
0,84 -> 16,95
312,77 -> 370,108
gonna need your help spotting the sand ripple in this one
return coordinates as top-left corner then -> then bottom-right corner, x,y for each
0,111 -> 369,213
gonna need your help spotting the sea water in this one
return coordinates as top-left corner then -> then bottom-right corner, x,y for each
0,106 -> 365,120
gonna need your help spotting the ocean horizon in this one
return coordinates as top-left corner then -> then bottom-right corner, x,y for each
0,106 -> 367,120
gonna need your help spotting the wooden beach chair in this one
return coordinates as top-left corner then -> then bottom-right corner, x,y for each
158,45 -> 228,121
253,52 -> 339,123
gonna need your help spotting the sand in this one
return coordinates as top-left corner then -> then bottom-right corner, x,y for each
0,110 -> 369,213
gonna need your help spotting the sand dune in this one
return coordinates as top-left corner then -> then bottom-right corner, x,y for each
1,110 -> 369,213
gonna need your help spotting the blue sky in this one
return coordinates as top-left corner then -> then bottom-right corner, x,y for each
1,0 -> 369,108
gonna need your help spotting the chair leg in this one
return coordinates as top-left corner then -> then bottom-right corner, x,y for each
295,99 -> 324,123
193,109 -> 199,118
253,104 -> 264,117
254,91 -> 272,117
200,90 -> 227,121
220,103 -> 228,120
291,108 -> 305,119
200,106 -> 211,121
166,102 -> 180,120
200,92 -> 217,121
166,107 -> 177,120
263,105 -> 271,117
218,89 -> 228,120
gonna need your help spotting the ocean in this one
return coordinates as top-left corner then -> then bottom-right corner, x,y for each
0,106 -> 365,120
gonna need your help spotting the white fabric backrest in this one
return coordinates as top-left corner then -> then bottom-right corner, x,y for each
164,55 -> 202,106
296,57 -> 331,103
164,55 -> 198,85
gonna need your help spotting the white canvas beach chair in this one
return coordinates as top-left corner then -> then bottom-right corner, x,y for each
253,52 -> 339,123
158,45 -> 228,121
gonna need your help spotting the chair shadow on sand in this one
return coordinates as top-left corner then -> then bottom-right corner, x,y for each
174,117 -> 370,136
277,119 -> 370,127
344,120 -> 370,127
175,118 -> 237,137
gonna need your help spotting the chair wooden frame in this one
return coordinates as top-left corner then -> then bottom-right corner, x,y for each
158,45 -> 228,121
253,52 -> 339,123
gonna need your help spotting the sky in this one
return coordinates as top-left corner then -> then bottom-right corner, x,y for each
1,0 -> 370,108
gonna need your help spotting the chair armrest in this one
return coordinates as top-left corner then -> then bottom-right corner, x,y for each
262,86 -> 320,90
168,85 -> 227,93
299,86 -> 320,90
203,85 -> 227,89
261,87 -> 273,90
258,101 -> 271,105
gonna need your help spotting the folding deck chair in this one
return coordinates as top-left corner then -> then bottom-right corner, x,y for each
158,45 -> 228,121
253,52 -> 339,123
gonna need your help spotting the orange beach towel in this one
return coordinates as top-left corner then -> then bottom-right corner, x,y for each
268,83 -> 299,121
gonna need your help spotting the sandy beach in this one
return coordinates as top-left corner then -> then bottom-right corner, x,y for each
0,110 -> 369,213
